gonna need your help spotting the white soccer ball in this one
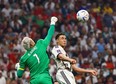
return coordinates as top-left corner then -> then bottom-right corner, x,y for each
76,10 -> 89,22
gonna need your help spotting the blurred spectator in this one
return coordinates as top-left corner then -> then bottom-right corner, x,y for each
91,45 -> 98,59
35,14 -> 45,28
0,70 -> 6,84
19,27 -> 29,37
80,46 -> 91,58
103,12 -> 114,32
107,38 -> 116,53
96,37 -> 105,53
19,10 -> 28,26
44,0 -> 55,15
102,27 -> 110,43
1,3 -> 12,17
101,63 -> 110,77
104,49 -> 116,64
13,3 -> 22,16
0,0 -> 5,11
91,2 -> 100,13
21,0 -> 34,14
41,27 -> 48,39
103,3 -> 113,14
29,26 -> 38,41
0,64 -> 7,78
10,15 -> 23,32
106,75 -> 114,84
86,75 -> 98,84
81,58 -> 90,69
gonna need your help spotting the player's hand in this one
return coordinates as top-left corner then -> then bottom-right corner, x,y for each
89,70 -> 98,76
50,16 -> 58,25
69,59 -> 76,64
15,63 -> 20,70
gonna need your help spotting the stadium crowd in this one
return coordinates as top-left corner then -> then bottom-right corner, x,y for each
0,0 -> 115,84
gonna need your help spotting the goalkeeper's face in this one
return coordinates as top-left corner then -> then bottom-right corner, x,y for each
56,35 -> 67,48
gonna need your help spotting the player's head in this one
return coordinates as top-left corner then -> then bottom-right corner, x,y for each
21,37 -> 35,50
55,33 -> 67,47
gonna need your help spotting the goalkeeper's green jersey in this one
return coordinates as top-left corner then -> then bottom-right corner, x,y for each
17,25 -> 55,80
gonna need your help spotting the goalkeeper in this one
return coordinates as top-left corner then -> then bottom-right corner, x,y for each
15,17 -> 58,84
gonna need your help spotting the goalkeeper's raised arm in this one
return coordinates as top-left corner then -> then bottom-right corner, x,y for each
15,16 -> 58,84
43,17 -> 58,46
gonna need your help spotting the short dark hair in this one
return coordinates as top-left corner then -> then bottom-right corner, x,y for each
55,33 -> 65,40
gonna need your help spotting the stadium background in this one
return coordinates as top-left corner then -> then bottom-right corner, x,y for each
0,0 -> 115,84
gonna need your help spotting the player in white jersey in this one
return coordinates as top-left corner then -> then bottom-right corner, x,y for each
52,33 -> 97,84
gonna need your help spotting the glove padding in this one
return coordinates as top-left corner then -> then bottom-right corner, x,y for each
15,63 -> 20,70
50,16 -> 58,25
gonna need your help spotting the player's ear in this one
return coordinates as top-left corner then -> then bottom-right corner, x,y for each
56,39 -> 59,43
30,39 -> 35,47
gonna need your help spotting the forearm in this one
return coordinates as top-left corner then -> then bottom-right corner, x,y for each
72,64 -> 90,73
43,16 -> 58,46
47,25 -> 55,38
58,54 -> 71,62
43,25 -> 55,45
15,62 -> 25,78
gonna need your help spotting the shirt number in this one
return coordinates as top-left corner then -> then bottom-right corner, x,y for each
33,54 -> 40,63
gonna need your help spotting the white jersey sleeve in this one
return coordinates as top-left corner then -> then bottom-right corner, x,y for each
52,45 -> 62,59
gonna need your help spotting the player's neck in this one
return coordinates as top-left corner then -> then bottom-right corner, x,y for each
58,44 -> 65,49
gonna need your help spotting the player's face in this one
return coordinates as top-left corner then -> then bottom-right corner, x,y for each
57,35 -> 67,47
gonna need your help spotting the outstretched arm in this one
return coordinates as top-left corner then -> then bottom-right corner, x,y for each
57,53 -> 76,64
72,64 -> 97,76
43,17 -> 58,46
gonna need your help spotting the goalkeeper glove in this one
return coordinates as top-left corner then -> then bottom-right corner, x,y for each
15,63 -> 20,70
50,16 -> 58,25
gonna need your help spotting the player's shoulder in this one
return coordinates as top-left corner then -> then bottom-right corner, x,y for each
54,45 -> 59,48
52,45 -> 61,49
36,39 -> 45,45
36,39 -> 43,43
52,45 -> 63,52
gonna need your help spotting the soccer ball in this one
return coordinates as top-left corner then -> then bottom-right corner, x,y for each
76,10 -> 89,22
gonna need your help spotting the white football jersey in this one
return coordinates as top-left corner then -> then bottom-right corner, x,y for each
52,45 -> 71,70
